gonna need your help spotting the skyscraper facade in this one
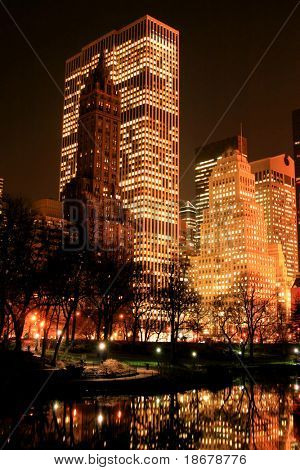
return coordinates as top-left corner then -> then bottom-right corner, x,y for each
189,149 -> 289,312
179,200 -> 196,255
63,56 -> 133,255
250,154 -> 298,283
60,15 -> 179,288
292,109 -> 300,268
194,136 -> 247,248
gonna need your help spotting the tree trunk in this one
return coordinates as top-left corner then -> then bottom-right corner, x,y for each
71,314 -> 76,344
14,317 -> 25,352
41,329 -> 48,359
249,339 -> 254,362
51,319 -> 70,366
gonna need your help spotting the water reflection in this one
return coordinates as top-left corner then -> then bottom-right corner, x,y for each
1,382 -> 300,449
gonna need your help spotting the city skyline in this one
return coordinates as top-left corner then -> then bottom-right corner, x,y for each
1,3 -> 300,456
1,1 -> 300,202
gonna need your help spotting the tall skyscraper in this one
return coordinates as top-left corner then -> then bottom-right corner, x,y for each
60,15 -> 179,288
63,56 -> 133,255
194,136 -> 247,247
189,149 -> 290,314
179,200 -> 196,255
250,154 -> 298,282
292,109 -> 300,267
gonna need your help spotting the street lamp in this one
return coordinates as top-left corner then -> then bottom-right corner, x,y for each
191,351 -> 197,358
156,347 -> 162,354
98,341 -> 106,363
293,347 -> 299,354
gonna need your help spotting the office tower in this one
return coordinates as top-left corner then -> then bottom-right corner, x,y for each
32,199 -> 68,256
292,109 -> 300,267
189,149 -> 289,314
194,136 -> 247,247
250,155 -> 298,283
63,56 -> 133,256
60,15 -> 179,288
179,200 -> 196,256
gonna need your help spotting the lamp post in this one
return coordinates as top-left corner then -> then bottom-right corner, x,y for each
98,341 -> 106,363
155,346 -> 162,371
191,350 -> 197,364
293,347 -> 300,364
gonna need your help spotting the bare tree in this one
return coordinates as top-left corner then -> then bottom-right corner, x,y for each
0,196 -> 47,350
234,275 -> 275,361
160,262 -> 201,363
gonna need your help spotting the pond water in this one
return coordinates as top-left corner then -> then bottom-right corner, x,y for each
1,381 -> 300,449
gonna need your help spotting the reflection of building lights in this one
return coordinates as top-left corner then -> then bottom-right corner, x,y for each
73,409 -> 77,417
31,314 -> 37,322
117,410 -> 122,419
97,413 -> 104,424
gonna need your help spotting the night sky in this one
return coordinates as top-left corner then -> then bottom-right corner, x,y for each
0,0 -> 300,203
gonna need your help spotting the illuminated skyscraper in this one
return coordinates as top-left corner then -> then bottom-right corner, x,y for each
60,15 -> 179,288
250,154 -> 298,282
194,136 -> 247,247
189,149 -> 289,311
292,109 -> 300,267
179,200 -> 196,255
63,56 -> 133,256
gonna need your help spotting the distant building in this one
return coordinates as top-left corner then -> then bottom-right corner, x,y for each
189,149 -> 290,321
194,136 -> 247,247
32,198 -> 67,254
32,198 -> 63,219
250,154 -> 298,283
179,200 -> 196,256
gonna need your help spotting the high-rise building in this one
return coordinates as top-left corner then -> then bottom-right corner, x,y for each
60,15 -> 179,288
32,198 -> 67,256
250,154 -> 298,283
63,56 -> 133,256
179,200 -> 196,256
292,109 -> 300,267
189,149 -> 290,315
194,136 -> 247,247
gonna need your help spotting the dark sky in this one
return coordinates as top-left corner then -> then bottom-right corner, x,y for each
0,0 -> 300,203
